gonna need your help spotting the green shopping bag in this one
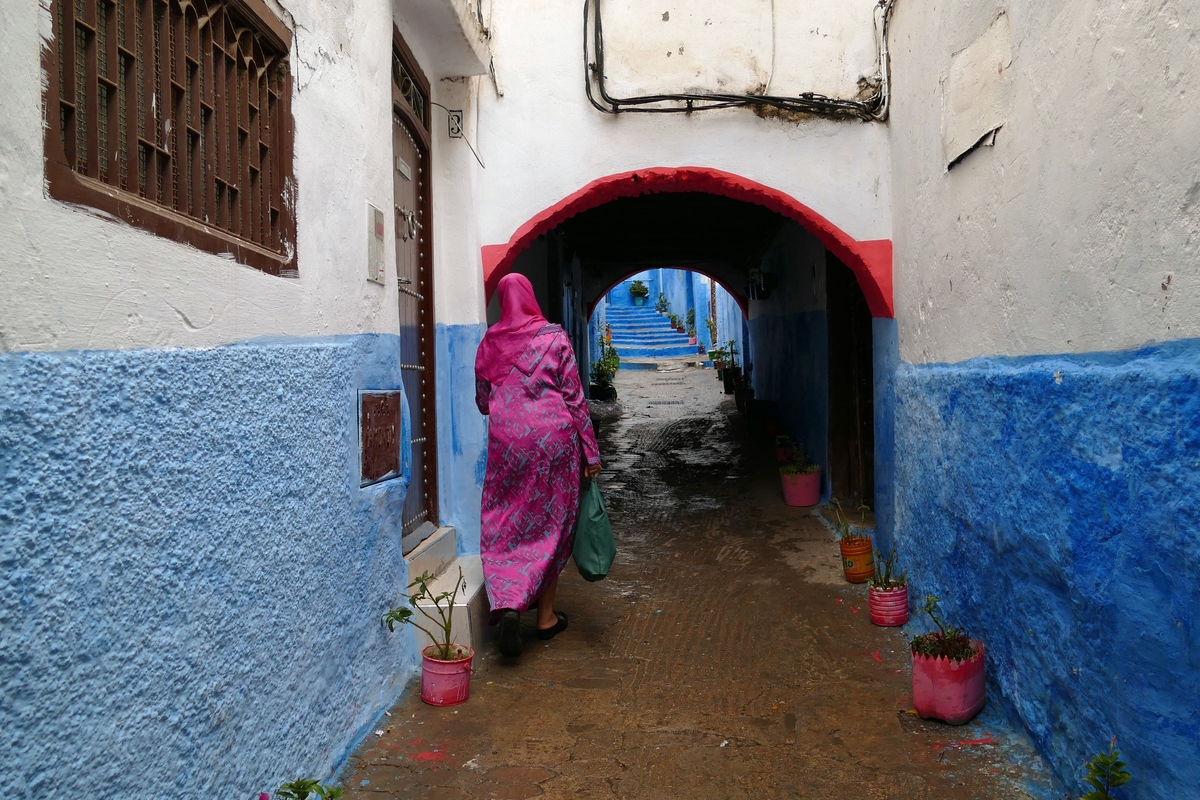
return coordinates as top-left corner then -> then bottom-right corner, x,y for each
573,477 -> 615,582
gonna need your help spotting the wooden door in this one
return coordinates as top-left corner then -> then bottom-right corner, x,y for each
392,36 -> 437,537
826,253 -> 874,508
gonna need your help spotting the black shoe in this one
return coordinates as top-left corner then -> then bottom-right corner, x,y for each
537,612 -> 569,640
498,609 -> 521,657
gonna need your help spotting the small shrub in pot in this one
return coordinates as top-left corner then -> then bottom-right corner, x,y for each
868,548 -> 908,626
910,595 -> 986,725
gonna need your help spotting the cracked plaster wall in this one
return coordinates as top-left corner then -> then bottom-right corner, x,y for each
889,0 -> 1200,363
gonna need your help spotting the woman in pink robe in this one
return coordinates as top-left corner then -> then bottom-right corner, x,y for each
475,274 -> 602,658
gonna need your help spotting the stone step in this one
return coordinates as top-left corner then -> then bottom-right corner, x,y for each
405,524 -> 458,583
411,554 -> 491,660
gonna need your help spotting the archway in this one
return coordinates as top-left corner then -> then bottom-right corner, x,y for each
480,166 -> 892,319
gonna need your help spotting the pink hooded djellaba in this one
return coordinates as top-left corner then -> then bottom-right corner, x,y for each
475,274 -> 601,613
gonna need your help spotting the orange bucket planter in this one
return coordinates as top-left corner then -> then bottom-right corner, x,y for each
839,537 -> 874,583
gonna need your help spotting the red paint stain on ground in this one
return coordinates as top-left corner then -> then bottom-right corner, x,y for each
415,751 -> 446,762
835,598 -> 844,604
933,734 -> 999,751
850,606 -> 860,614
407,739 -> 423,746
871,650 -> 882,662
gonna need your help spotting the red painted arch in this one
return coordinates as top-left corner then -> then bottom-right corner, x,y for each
481,166 -> 893,318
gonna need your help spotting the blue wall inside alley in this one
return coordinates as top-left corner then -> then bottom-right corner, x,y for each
436,323 -> 488,554
0,336 -> 416,798
894,338 -> 1200,800
749,310 -> 829,491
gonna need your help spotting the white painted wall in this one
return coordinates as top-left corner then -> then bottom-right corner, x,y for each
889,0 -> 1200,363
475,0 -> 892,251
600,0 -> 879,99
0,0 -> 489,353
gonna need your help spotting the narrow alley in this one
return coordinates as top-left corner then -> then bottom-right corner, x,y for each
342,363 -> 1059,800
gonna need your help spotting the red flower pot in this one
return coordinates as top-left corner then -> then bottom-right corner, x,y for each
868,586 -> 909,626
421,645 -> 474,706
780,469 -> 820,506
912,642 -> 986,725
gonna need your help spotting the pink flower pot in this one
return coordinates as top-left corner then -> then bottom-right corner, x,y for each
912,641 -> 986,725
775,445 -> 793,464
868,586 -> 909,626
780,469 -> 820,506
688,336 -> 697,345
421,644 -> 474,706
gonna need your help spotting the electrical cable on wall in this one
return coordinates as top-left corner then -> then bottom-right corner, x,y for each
583,0 -> 896,121
430,101 -> 487,168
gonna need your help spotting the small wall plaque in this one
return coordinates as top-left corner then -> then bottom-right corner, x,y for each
360,390 -> 402,486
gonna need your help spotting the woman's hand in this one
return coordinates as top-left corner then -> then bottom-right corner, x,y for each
584,463 -> 602,478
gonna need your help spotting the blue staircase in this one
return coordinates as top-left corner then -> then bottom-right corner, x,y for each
605,305 -> 697,358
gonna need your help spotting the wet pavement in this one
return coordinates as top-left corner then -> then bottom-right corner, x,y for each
341,364 -> 1064,800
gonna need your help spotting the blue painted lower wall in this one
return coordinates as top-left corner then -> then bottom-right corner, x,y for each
748,309 -> 829,499
0,336 -> 417,797
436,323 -> 488,555
895,338 -> 1200,800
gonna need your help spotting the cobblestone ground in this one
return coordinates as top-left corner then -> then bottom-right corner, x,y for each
341,363 -> 1064,800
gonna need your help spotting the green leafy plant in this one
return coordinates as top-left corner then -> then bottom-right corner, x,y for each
1080,737 -> 1133,800
277,778 -> 343,800
779,462 -> 820,476
830,498 -> 867,542
590,344 -> 620,387
686,308 -> 696,327
870,548 -> 907,590
629,280 -> 649,298
687,323 -> 696,338
910,595 -> 976,662
382,566 -> 470,661
725,339 -> 740,367
655,292 -> 669,312
775,434 -> 795,448
667,313 -> 680,328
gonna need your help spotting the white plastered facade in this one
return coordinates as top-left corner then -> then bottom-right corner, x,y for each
889,0 -> 1200,364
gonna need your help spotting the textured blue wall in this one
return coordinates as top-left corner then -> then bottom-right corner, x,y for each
436,323 -> 488,555
872,318 -> 898,552
748,310 -> 829,496
895,338 -> 1200,800
0,336 -> 416,798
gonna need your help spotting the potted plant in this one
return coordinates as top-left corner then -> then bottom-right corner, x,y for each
779,456 -> 821,507
712,346 -> 728,373
655,292 -> 669,313
629,280 -> 649,306
910,595 -> 986,725
723,340 -> 740,394
604,323 -> 612,345
775,434 -> 795,464
686,323 -> 697,346
868,548 -> 908,626
667,312 -> 679,330
832,499 -> 873,583
589,344 -> 620,401
382,566 -> 473,706
705,316 -> 718,350
273,780 -> 342,800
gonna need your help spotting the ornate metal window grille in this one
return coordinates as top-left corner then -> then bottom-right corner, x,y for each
392,45 -> 427,129
43,0 -> 296,276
